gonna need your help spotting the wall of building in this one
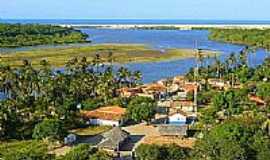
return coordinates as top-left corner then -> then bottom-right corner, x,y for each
89,119 -> 120,126
169,113 -> 187,125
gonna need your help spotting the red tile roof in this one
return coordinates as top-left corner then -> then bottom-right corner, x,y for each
143,83 -> 167,92
117,87 -> 143,97
171,100 -> 194,108
169,110 -> 188,116
249,95 -> 266,105
181,83 -> 198,93
82,106 -> 126,121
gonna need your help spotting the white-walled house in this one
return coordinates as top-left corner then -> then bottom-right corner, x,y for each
82,106 -> 126,127
168,111 -> 187,125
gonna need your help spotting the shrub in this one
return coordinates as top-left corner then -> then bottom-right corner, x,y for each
135,144 -> 160,160
135,144 -> 189,160
82,99 -> 103,111
90,151 -> 112,160
59,144 -> 95,160
0,140 -> 54,160
59,144 -> 112,160
127,96 -> 156,123
32,119 -> 67,140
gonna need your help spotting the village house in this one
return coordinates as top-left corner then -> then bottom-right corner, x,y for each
117,83 -> 168,100
117,87 -> 143,98
141,83 -> 167,94
82,106 -> 127,127
168,110 -> 188,125
156,109 -> 191,136
98,127 -> 130,152
172,76 -> 186,85
157,100 -> 172,109
167,83 -> 179,93
208,78 -> 226,90
176,83 -> 199,100
140,83 -> 167,100
170,100 -> 196,113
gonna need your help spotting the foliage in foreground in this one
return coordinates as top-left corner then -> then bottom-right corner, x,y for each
0,140 -> 54,160
32,119 -> 67,140
58,144 -> 112,160
135,144 -> 190,160
193,113 -> 270,160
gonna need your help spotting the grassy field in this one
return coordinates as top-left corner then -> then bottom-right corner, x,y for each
69,126 -> 112,136
0,44 -> 219,67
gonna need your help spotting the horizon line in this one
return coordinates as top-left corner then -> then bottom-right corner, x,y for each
1,18 -> 270,21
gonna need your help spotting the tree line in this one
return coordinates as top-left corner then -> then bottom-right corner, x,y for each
0,23 -> 89,47
0,54 -> 142,140
209,28 -> 270,50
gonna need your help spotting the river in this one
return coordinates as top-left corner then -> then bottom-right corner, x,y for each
0,28 -> 269,83
80,28 -> 269,83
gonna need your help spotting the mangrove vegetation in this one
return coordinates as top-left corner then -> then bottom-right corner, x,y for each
0,23 -> 89,48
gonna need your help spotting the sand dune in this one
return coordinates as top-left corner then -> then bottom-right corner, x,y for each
60,24 -> 270,30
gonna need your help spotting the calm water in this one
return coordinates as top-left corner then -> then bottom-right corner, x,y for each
2,19 -> 270,25
0,28 -> 269,83
81,29 -> 269,83
0,20 -> 269,83
0,20 -> 270,100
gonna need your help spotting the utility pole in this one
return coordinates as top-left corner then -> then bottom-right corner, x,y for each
194,40 -> 199,82
193,40 -> 199,113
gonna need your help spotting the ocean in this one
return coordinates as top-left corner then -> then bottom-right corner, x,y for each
1,19 -> 270,25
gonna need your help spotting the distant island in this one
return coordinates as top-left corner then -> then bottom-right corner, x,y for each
0,23 -> 89,48
61,24 -> 270,30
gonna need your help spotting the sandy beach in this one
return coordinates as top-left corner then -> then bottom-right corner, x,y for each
60,24 -> 270,30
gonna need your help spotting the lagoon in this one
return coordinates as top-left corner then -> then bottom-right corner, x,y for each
0,28 -> 269,83
82,28 -> 269,83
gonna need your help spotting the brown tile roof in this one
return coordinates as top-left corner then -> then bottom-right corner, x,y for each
142,136 -> 195,148
249,95 -> 266,105
143,83 -> 167,92
173,76 -> 185,84
82,106 -> 126,121
169,110 -> 188,117
181,83 -> 198,93
117,87 -> 142,93
171,100 -> 194,108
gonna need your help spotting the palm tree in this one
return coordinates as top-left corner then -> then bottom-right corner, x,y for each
239,46 -> 250,67
228,53 -> 237,87
93,53 -> 102,73
228,52 -> 237,69
213,57 -> 222,79
117,67 -> 131,88
249,47 -> 257,67
132,71 -> 142,86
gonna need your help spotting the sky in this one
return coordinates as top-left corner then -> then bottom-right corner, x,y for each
0,0 -> 270,20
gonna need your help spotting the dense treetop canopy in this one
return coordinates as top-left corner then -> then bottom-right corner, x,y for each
209,28 -> 270,49
0,23 -> 88,47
